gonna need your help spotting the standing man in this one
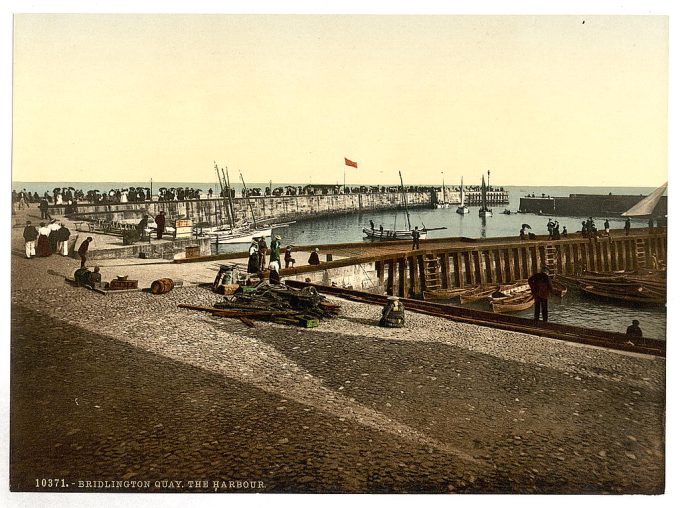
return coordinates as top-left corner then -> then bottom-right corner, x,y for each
411,226 -> 421,250
257,237 -> 268,271
284,246 -> 296,268
624,217 -> 631,235
23,220 -> 38,259
55,221 -> 71,256
155,211 -> 166,240
604,219 -> 610,236
78,237 -> 93,268
39,197 -> 50,220
269,235 -> 282,271
528,266 -> 552,322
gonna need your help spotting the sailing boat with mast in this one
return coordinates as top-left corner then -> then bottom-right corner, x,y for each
478,174 -> 493,217
197,164 -> 282,244
435,173 -> 450,208
456,177 -> 469,214
363,171 -> 446,241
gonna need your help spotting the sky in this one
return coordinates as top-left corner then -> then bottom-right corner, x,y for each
10,13 -> 670,187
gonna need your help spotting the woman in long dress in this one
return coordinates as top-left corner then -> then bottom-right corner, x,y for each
36,222 -> 52,257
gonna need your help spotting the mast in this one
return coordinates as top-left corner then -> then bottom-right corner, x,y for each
460,177 -> 465,206
215,162 -> 233,228
442,172 -> 446,202
481,175 -> 488,210
399,171 -> 412,230
221,167 -> 236,228
240,172 -> 258,227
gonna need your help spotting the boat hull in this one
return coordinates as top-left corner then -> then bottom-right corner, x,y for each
490,295 -> 535,313
456,206 -> 469,214
205,227 -> 273,243
362,228 -> 428,241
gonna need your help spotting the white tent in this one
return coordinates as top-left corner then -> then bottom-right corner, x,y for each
621,182 -> 668,217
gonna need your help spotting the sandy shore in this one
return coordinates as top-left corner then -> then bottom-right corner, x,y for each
9,208 -> 665,493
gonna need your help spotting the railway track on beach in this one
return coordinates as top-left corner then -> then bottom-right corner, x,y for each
285,280 -> 666,358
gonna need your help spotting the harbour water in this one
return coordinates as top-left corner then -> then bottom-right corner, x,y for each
14,182 -> 666,339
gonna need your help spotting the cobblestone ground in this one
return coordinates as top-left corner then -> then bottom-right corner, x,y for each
9,214 -> 666,494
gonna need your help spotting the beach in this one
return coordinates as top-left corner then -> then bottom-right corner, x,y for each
9,207 -> 665,494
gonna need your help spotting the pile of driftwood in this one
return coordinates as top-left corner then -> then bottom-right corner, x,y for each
179,281 -> 341,327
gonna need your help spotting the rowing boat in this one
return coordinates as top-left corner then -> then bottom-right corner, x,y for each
422,288 -> 469,301
459,285 -> 498,304
489,293 -> 534,313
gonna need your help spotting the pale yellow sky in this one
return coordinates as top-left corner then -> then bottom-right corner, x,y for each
12,14 -> 668,186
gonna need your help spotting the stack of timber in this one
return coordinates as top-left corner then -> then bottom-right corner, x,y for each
554,270 -> 666,306
179,281 -> 340,327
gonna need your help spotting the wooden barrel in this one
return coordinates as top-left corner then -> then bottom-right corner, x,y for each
150,278 -> 174,295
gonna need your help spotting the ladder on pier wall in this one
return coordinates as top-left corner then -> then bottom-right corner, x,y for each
635,238 -> 647,268
544,244 -> 557,274
423,254 -> 442,292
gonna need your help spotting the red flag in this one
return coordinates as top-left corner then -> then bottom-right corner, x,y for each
344,157 -> 358,168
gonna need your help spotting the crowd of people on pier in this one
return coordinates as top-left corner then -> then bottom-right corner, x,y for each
13,182 -> 459,208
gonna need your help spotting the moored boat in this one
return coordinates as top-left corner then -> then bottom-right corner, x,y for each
478,174 -> 493,217
459,285 -> 499,304
456,177 -> 469,214
490,293 -> 534,313
363,171 -> 446,241
422,287 -> 469,301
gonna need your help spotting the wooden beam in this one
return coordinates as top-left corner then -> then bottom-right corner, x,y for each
508,248 -> 516,281
398,258 -> 407,297
456,252 -> 466,287
387,260 -> 396,296
466,251 -> 476,285
442,253 -> 452,289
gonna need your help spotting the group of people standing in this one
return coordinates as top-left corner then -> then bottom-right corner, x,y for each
23,219 -> 71,258
546,219 -> 567,240
246,235 -> 322,283
248,236 -> 281,274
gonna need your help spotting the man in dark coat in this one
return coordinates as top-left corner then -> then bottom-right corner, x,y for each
257,237 -> 268,271
411,227 -> 421,250
626,319 -> 643,337
78,237 -> 93,268
136,215 -> 150,240
624,217 -> 631,236
39,198 -> 50,220
23,220 -> 38,258
155,211 -> 166,240
528,266 -> 552,322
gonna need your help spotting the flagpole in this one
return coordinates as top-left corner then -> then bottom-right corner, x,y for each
344,167 -> 346,194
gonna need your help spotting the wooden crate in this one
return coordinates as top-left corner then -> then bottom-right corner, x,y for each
108,279 -> 139,290
185,245 -> 201,258
174,226 -> 194,239
175,219 -> 193,228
